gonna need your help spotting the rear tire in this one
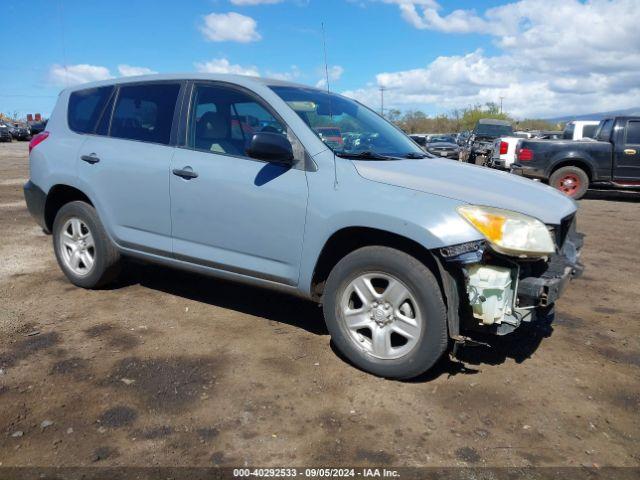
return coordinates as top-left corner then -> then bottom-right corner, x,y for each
52,201 -> 121,288
549,166 -> 589,199
323,246 -> 448,379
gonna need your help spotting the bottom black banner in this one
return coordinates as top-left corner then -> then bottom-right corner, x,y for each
0,467 -> 639,480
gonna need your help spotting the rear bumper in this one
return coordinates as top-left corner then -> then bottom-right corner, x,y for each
488,158 -> 508,170
510,163 -> 547,180
23,180 -> 48,232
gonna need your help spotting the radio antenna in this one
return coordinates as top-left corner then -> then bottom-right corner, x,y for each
321,22 -> 330,94
321,22 -> 338,189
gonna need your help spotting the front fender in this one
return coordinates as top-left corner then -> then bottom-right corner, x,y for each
298,173 -> 482,296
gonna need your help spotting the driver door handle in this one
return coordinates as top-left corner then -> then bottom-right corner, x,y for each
172,167 -> 199,180
81,154 -> 100,164
624,148 -> 637,155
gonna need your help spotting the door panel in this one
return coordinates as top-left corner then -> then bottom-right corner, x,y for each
78,136 -> 175,254
170,149 -> 307,284
169,82 -> 308,285
76,82 -> 182,255
614,120 -> 640,181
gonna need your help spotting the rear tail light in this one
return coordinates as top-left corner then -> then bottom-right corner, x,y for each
517,147 -> 534,161
29,131 -> 49,153
499,141 -> 508,155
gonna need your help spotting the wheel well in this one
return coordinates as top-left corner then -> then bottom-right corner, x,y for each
44,185 -> 93,231
310,227 -> 441,299
550,159 -> 592,181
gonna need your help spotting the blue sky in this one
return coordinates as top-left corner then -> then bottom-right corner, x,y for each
1,0 -> 638,119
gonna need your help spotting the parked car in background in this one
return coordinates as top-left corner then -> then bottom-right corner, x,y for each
23,73 -> 583,379
315,126 -> 343,148
0,123 -> 12,142
488,133 -> 530,170
29,120 -> 48,135
456,131 -> 470,146
562,120 -> 599,140
424,134 -> 460,159
460,119 -> 514,165
409,134 -> 428,148
512,116 -> 640,199
8,122 -> 31,141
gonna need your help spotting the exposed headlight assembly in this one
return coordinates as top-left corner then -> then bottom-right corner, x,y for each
457,205 -> 555,258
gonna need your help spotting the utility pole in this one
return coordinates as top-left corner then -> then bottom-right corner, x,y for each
379,86 -> 386,116
499,96 -> 504,114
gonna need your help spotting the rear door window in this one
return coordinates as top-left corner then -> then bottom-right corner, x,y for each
626,121 -> 640,145
68,86 -> 113,134
111,83 -> 181,145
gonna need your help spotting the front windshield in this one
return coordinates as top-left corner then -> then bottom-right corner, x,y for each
474,124 -> 513,137
270,86 -> 423,158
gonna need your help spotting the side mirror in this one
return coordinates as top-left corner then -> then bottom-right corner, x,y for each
246,132 -> 294,165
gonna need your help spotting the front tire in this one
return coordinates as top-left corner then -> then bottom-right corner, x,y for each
323,246 -> 448,379
52,201 -> 121,288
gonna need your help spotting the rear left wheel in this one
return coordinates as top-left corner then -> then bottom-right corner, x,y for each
52,201 -> 121,288
549,166 -> 589,199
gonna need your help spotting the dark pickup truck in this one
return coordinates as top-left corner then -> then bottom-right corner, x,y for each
511,116 -> 640,199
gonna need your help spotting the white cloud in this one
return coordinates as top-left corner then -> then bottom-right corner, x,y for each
48,64 -> 113,87
194,58 -> 260,76
117,65 -> 157,77
348,0 -> 640,118
315,65 -> 344,88
48,64 -> 158,87
266,65 -> 301,81
200,12 -> 261,43
230,0 -> 283,4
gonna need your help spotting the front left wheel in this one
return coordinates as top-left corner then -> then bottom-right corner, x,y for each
323,246 -> 448,379
52,201 -> 121,288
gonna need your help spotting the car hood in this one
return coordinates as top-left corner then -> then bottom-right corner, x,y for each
353,158 -> 576,225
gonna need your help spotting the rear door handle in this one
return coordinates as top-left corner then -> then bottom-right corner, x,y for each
172,167 -> 198,180
81,154 -> 100,164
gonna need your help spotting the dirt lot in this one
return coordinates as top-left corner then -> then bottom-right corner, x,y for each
0,140 -> 638,468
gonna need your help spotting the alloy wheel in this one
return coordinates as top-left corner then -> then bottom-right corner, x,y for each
58,217 -> 96,276
340,272 -> 422,360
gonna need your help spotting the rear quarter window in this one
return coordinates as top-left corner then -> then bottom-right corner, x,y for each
562,122 -> 575,140
67,86 -> 113,134
582,124 -> 597,139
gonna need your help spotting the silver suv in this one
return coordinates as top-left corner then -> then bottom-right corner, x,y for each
24,74 -> 583,379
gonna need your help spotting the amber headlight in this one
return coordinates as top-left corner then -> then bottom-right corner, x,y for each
457,205 -> 555,257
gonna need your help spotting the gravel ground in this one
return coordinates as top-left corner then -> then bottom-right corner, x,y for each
0,141 -> 638,468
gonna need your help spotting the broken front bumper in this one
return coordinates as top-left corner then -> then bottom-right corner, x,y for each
517,243 -> 583,309
435,220 -> 584,337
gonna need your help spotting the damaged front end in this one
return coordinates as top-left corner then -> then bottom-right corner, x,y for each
435,214 -> 584,340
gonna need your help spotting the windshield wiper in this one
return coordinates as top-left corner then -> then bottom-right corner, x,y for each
403,152 -> 428,159
336,151 -> 392,160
